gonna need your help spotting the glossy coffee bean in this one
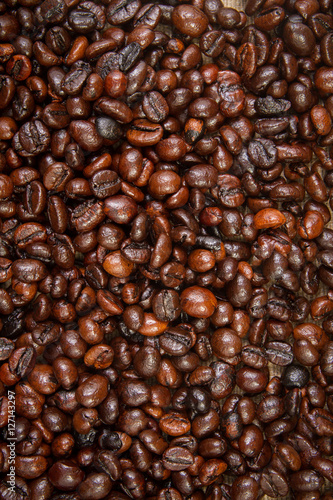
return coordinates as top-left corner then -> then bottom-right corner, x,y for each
172,6 -> 209,37
180,286 -> 217,318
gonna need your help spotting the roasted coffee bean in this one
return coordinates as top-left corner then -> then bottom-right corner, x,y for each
71,201 -> 105,232
69,120 -> 103,152
0,14 -> 20,42
289,470 -> 324,492
282,364 -> 310,388
265,341 -> 293,366
16,456 -> 48,480
48,460 -> 85,490
76,374 -> 108,408
62,61 -> 92,96
211,328 -> 242,359
159,325 -> 194,356
18,120 -> 50,155
260,467 -> 289,497
152,290 -> 181,322
180,286 -> 217,318
236,367 -> 268,393
241,345 -> 267,368
231,475 -> 259,500
162,447 -> 194,471
95,117 -> 122,141
248,138 -> 277,168
284,19 -> 316,57
172,5 -> 209,37
185,164 -> 218,189
89,170 -> 121,199
254,208 -> 286,229
126,119 -> 163,146
149,171 -> 182,198
143,91 -> 169,123
12,259 -> 48,282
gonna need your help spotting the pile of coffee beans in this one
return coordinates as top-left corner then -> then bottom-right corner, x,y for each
2,0 -> 333,497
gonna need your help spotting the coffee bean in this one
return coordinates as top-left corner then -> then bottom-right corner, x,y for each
126,118 -> 163,146
162,447 -> 194,471
180,286 -> 217,318
143,91 -> 169,122
19,120 -> 50,155
282,364 -> 310,388
89,170 -> 121,199
160,413 -> 191,436
254,208 -> 286,229
95,117 -> 122,141
69,120 -> 103,152
172,5 -> 209,37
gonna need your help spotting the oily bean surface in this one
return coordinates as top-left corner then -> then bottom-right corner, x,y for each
1,0 -> 333,498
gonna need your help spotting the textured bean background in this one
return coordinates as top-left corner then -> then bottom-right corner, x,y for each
1,0 -> 331,496
151,2 -> 331,495
214,1 -> 329,498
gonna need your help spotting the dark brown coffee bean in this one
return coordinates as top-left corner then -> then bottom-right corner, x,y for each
48,460 -> 85,491
162,447 -> 194,471
89,170 -> 121,199
0,14 -> 20,42
143,91 -> 169,122
126,119 -> 163,146
172,5 -> 209,37
18,120 -> 50,155
12,259 -> 48,283
160,412 -> 191,436
71,201 -> 105,232
95,117 -> 122,141
236,367 -> 268,393
76,374 -> 108,408
260,467 -> 289,497
284,19 -> 316,57
289,470 -> 324,492
180,286 -> 217,318
152,289 -> 181,322
211,328 -> 242,360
